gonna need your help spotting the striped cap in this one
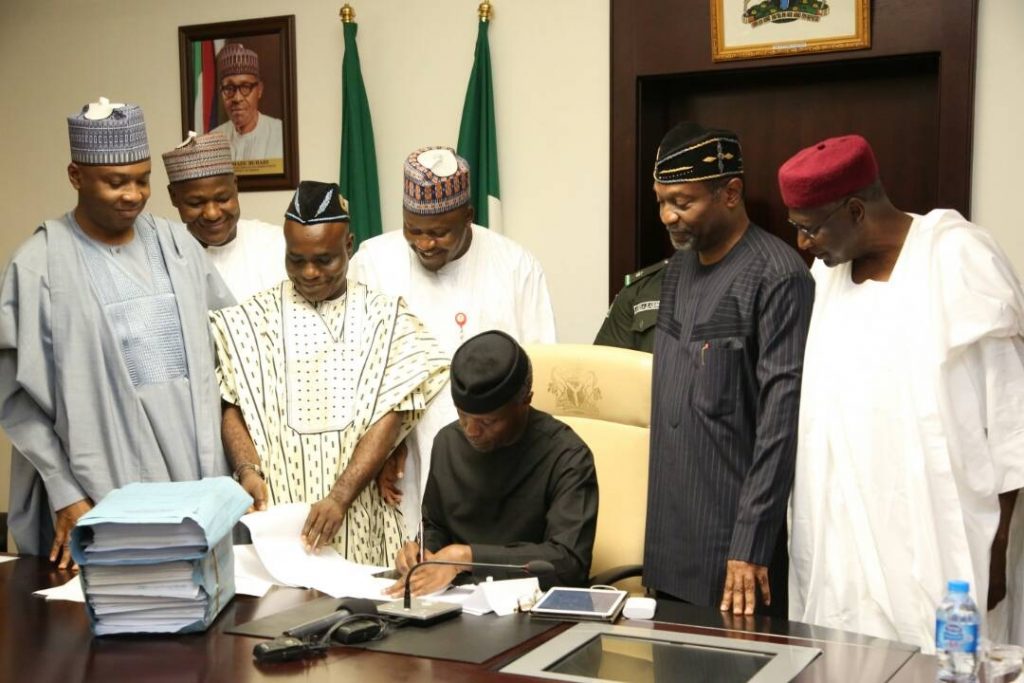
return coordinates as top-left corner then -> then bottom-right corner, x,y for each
162,132 -> 234,183
67,98 -> 149,166
285,181 -> 351,225
217,43 -> 260,79
403,147 -> 471,216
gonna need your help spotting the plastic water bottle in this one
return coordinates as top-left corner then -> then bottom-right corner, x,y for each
936,580 -> 980,682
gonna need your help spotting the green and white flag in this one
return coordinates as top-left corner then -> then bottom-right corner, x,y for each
339,16 -> 382,248
457,12 -> 501,232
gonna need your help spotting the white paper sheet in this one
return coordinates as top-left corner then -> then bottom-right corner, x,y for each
240,504 -> 387,598
233,544 -> 276,597
0,555 -> 18,564
34,574 -> 86,602
427,578 -> 540,616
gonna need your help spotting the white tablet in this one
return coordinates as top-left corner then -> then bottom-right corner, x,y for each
530,587 -> 628,620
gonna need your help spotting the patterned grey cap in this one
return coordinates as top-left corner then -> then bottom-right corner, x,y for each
67,98 -> 150,165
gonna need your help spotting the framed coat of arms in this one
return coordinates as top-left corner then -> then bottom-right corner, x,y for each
711,1 -> 871,62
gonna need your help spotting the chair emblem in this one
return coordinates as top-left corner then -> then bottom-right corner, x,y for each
547,367 -> 602,416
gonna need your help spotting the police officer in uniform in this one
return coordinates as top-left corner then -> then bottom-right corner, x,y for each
593,258 -> 669,353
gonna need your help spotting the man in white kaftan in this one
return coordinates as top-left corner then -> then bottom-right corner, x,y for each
348,147 -> 556,535
779,135 -> 1024,651
164,131 -> 286,301
0,100 -> 234,565
211,182 -> 448,565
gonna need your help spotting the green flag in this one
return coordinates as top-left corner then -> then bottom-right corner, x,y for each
339,20 -> 382,248
457,17 -> 501,231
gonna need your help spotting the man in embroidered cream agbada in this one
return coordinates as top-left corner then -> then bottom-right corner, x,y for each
211,181 -> 449,565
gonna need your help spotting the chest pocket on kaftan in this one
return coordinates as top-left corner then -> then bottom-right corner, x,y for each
688,333 -> 747,418
75,225 -> 188,387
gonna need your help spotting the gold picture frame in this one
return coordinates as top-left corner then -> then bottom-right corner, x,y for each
711,1 -> 871,63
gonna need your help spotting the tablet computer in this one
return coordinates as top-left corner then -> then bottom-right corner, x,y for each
530,587 -> 628,621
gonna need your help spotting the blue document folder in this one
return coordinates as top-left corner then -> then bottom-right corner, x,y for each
69,477 -> 252,635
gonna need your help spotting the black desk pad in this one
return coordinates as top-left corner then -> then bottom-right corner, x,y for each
227,595 -> 561,664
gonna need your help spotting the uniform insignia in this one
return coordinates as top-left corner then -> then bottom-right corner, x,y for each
743,0 -> 830,28
624,259 -> 670,287
633,301 -> 660,315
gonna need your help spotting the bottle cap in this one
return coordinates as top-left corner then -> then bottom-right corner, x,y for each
948,580 -> 970,593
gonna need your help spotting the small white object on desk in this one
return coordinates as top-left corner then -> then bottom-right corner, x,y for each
0,555 -> 18,565
622,596 -> 657,620
34,574 -> 86,603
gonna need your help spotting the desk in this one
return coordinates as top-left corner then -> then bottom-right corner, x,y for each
1,555 -> 938,682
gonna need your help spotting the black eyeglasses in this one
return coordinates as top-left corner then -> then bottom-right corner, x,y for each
220,82 -> 259,98
788,198 -> 850,239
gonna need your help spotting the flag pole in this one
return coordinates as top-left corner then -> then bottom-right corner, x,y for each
338,2 -> 383,247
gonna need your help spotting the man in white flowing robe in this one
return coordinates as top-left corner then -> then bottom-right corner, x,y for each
0,99 -> 235,566
211,181 -> 448,565
163,131 -> 286,301
780,134 -> 1024,651
348,147 -> 556,535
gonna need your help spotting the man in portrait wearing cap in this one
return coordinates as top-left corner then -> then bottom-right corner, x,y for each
210,180 -> 449,565
385,330 -> 598,596
349,146 -> 556,535
780,135 -> 1024,649
211,43 -> 284,162
0,98 -> 236,566
163,131 -> 286,301
643,122 -> 814,617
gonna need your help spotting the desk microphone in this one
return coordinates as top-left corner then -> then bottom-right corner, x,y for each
377,558 -> 556,624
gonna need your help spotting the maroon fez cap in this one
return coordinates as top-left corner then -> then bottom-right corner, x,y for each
777,134 -> 879,209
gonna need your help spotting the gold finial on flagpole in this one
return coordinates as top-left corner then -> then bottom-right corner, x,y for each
478,2 -> 492,22
340,4 -> 355,23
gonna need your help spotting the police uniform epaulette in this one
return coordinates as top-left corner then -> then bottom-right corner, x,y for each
624,259 -> 669,287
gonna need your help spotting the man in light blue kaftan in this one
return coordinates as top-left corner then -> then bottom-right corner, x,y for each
0,98 -> 235,566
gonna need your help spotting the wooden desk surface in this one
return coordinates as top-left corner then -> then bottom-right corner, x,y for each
0,555 -> 938,682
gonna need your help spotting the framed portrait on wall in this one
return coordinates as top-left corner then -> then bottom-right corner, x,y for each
178,15 -> 299,191
710,1 -> 871,62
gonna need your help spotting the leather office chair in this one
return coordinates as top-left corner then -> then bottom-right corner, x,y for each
523,344 -> 652,592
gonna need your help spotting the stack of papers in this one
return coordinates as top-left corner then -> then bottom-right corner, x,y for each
82,562 -> 205,635
70,478 -> 252,636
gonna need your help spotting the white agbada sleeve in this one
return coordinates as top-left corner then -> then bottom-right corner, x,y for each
945,336 -> 1024,646
515,254 -> 557,343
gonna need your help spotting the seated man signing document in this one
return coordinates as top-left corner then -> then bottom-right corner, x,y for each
387,331 -> 599,597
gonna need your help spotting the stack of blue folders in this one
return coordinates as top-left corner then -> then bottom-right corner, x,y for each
70,477 -> 252,636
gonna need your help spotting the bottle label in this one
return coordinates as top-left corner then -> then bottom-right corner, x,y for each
936,619 -> 979,654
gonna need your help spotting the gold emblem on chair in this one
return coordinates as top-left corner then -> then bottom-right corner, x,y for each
547,367 -> 602,416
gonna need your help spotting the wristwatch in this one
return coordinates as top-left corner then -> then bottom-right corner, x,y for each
233,462 -> 265,482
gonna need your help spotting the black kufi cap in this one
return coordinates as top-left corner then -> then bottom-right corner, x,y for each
450,331 -> 530,414
653,121 -> 743,184
285,181 -> 351,225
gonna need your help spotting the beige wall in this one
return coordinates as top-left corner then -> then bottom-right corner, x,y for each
0,0 -> 1021,526
972,0 -> 1024,260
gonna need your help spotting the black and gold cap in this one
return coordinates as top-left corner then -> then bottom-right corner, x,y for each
653,121 -> 743,184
